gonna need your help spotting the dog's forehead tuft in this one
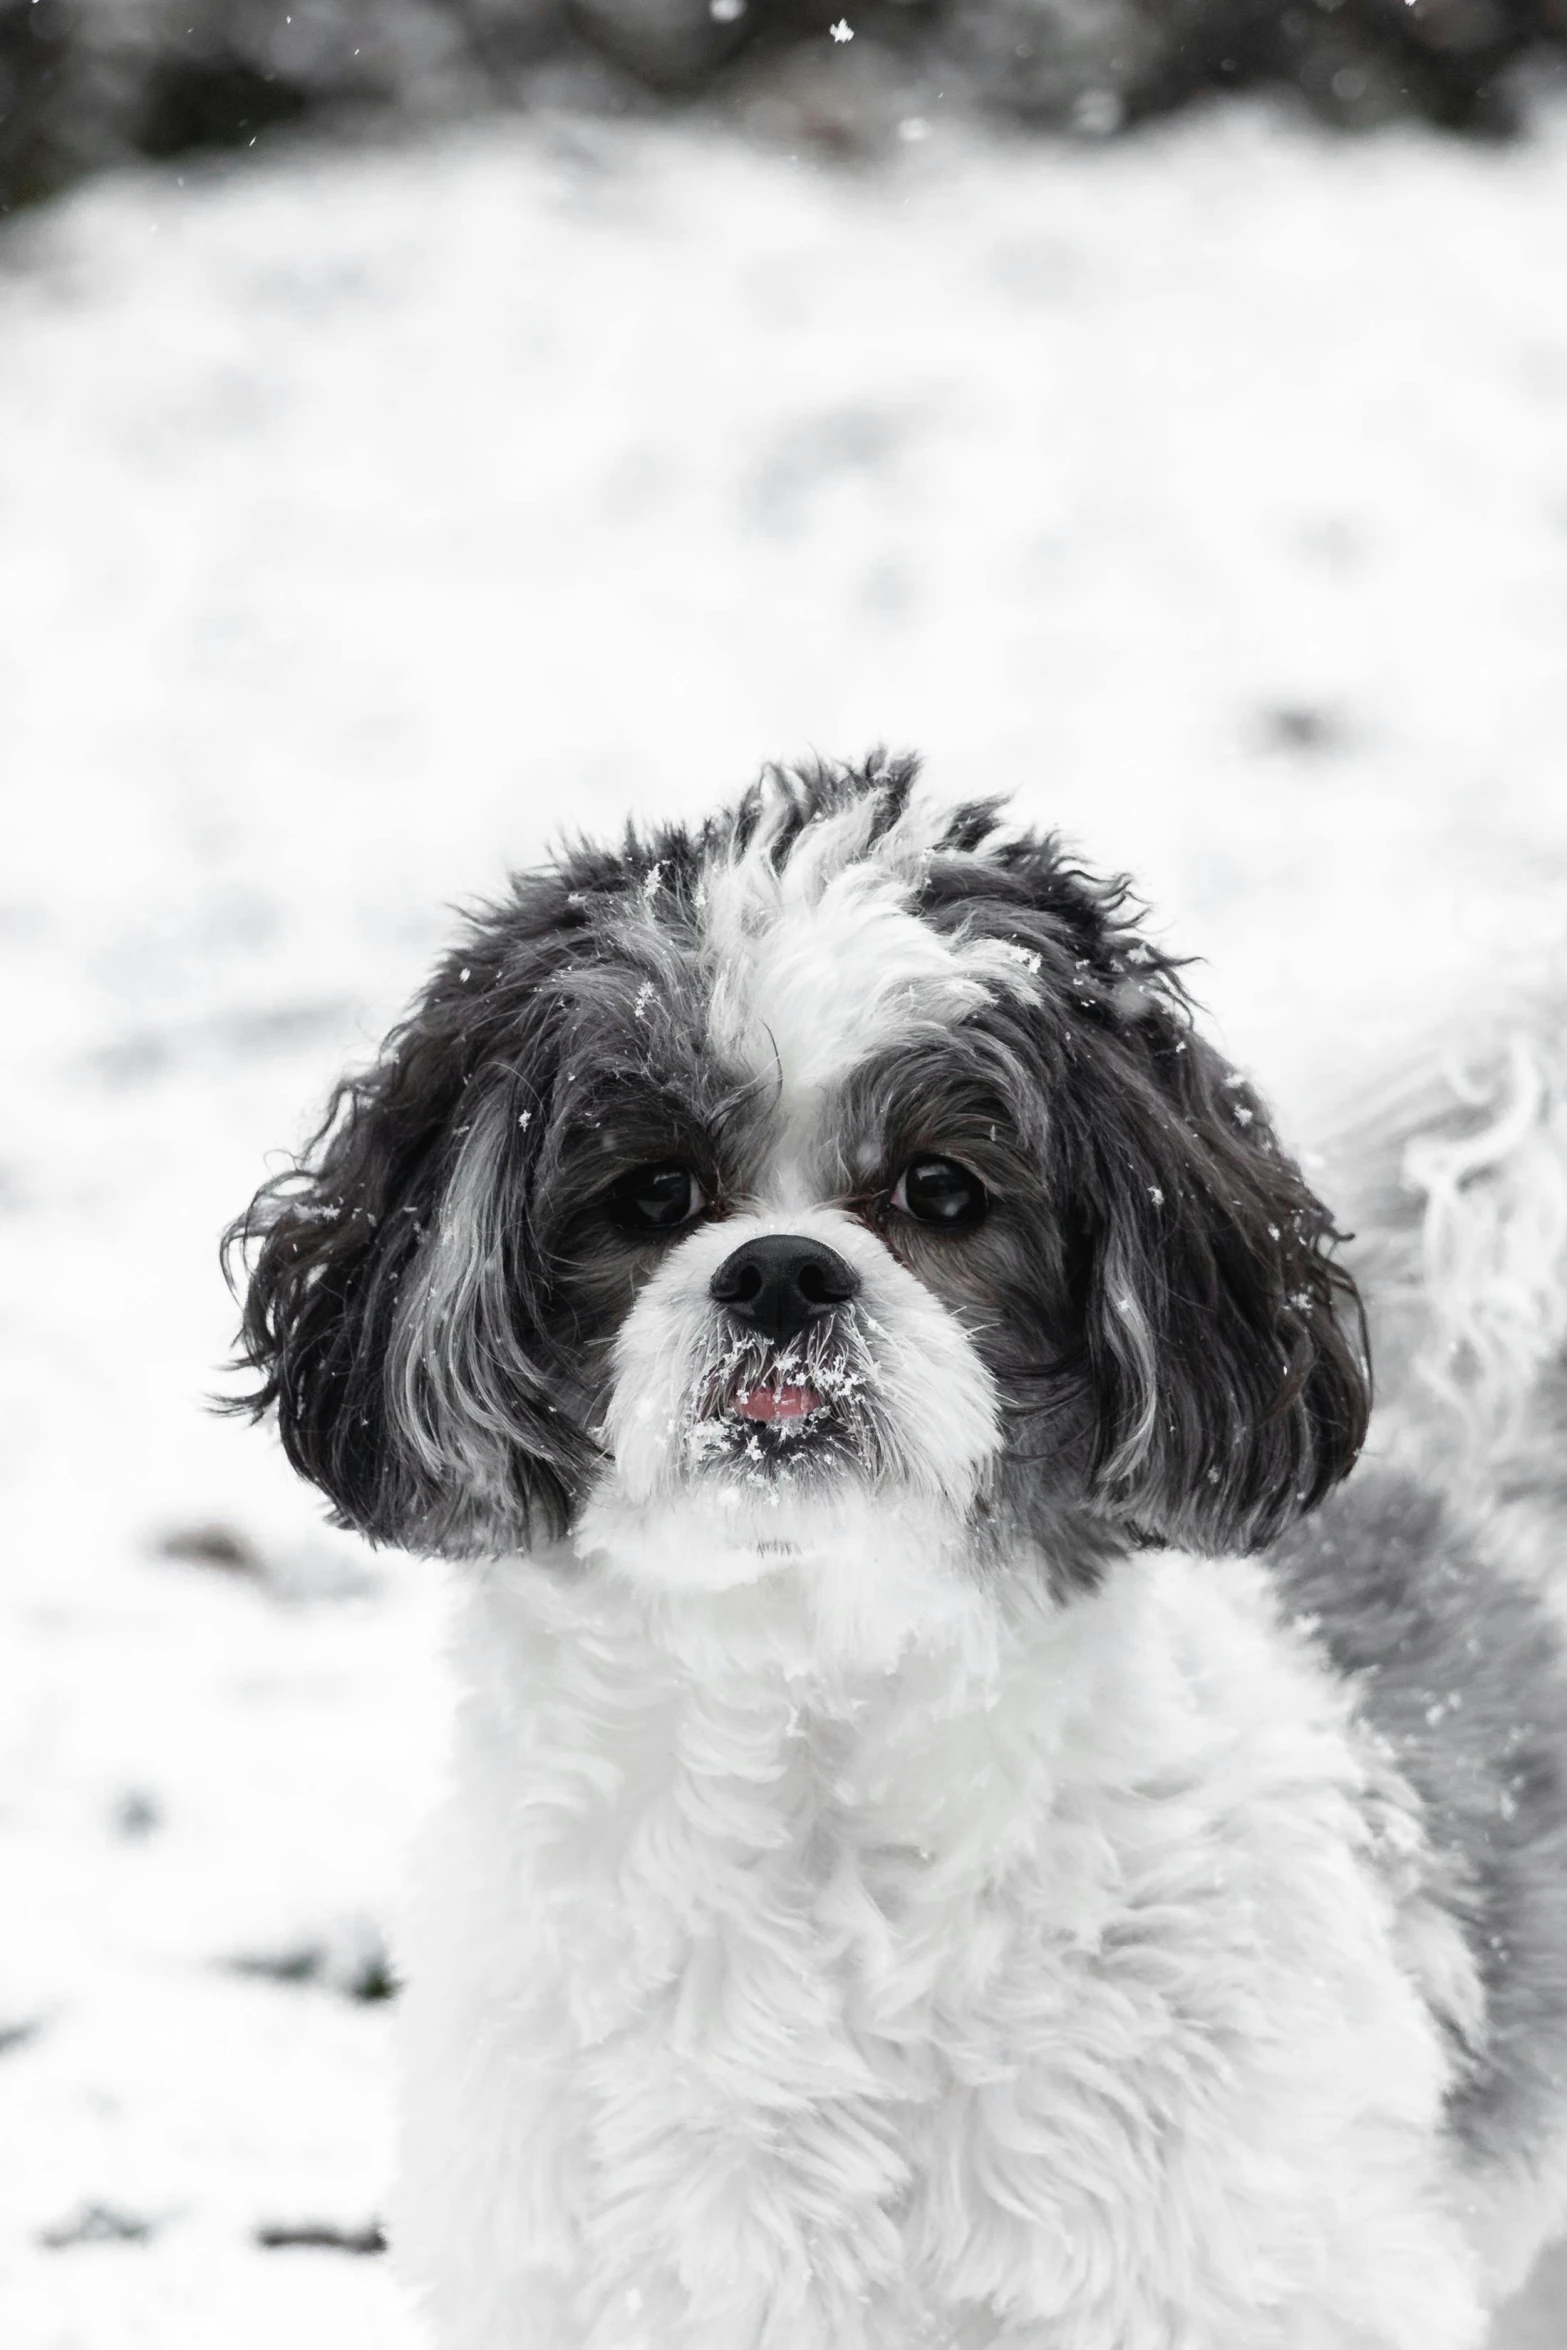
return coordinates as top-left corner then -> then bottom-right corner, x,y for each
696,778 -> 1039,1097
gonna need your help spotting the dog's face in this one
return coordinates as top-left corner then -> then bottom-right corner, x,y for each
229,760 -> 1368,1599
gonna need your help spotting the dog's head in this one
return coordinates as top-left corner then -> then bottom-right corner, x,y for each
227,758 -> 1368,1603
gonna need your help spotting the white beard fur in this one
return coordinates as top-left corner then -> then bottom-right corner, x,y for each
390,1524 -> 1493,2350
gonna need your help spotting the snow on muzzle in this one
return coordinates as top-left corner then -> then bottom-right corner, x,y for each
595,1207 -> 1002,1512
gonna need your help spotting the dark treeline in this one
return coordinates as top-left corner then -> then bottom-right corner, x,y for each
2,0 -> 1560,213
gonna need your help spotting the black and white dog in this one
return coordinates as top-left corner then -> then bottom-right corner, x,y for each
229,756 -> 1567,2350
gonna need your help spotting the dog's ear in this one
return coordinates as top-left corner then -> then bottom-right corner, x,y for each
926,825 -> 1370,1553
1068,996 -> 1370,1552
222,877 -> 596,1555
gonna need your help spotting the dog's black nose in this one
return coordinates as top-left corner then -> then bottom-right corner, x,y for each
709,1234 -> 860,1343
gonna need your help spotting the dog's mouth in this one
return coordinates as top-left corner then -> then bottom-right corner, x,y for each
689,1344 -> 859,1464
650,1316 -> 910,1501
732,1381 -> 824,1425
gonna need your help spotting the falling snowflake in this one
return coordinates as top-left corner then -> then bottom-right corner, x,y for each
830,16 -> 854,37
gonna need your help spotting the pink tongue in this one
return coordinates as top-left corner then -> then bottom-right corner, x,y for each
736,1383 -> 821,1424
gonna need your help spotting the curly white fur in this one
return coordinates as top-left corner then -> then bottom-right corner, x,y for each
392,1543 -> 1484,2350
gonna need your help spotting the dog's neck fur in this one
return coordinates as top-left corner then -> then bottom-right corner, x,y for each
395,1535 -> 1482,2350
476,1526 -> 1077,1845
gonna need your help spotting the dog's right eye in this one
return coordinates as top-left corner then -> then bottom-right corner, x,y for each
605,1161 -> 707,1236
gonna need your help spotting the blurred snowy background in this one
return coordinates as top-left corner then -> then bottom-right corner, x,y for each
4,7 -> 1567,2344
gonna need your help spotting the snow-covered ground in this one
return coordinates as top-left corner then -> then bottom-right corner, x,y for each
2,95 -> 1566,2348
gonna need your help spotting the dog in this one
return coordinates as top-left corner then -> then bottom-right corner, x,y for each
227,754 -> 1567,2349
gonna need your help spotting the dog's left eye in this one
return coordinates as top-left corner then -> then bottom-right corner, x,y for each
890,1157 -> 989,1230
606,1161 -> 707,1236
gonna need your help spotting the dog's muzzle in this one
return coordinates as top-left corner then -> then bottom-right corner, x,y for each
707,1234 -> 860,1428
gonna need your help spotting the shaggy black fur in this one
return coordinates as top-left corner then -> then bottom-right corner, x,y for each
912,812 -> 1369,1552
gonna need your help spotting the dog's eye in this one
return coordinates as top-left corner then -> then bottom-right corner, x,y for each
890,1157 -> 989,1230
606,1161 -> 707,1236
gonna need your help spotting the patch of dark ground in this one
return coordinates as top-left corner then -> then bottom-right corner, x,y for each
224,1924 -> 398,2004
2,0 -> 1564,218
40,2201 -> 159,2247
39,2204 -> 387,2254
151,1519 -> 382,1603
255,2218 -> 386,2252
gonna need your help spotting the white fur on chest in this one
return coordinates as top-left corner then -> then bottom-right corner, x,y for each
392,1548 -> 1483,2350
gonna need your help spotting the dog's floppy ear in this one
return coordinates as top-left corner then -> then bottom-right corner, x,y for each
1065,968 -> 1371,1554
222,875 -> 597,1556
927,820 -> 1370,1553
